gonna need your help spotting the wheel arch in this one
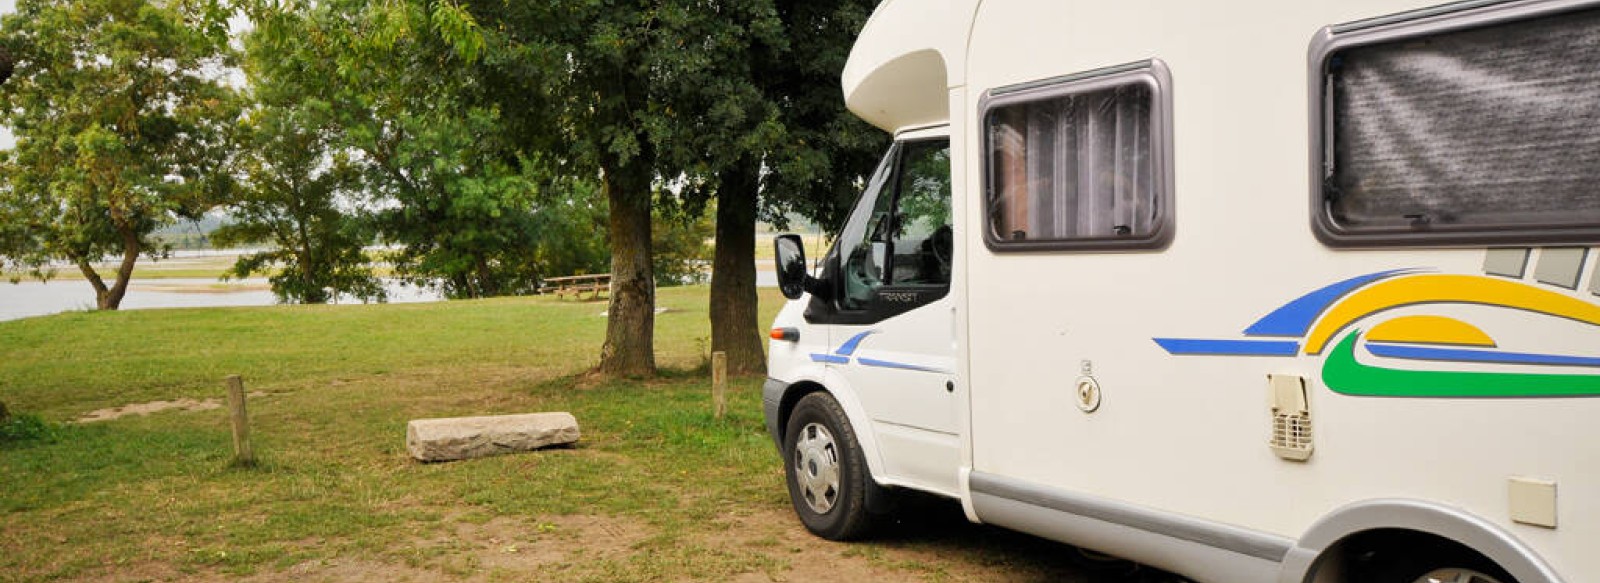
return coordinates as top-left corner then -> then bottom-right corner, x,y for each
1278,498 -> 1564,583
774,372 -> 894,509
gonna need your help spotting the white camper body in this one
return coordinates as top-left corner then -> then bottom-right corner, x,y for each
763,1 -> 1600,582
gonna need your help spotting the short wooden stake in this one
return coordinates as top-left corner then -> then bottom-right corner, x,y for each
225,375 -> 256,467
712,351 -> 728,419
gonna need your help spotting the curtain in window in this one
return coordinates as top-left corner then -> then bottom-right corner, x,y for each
990,84 -> 1154,241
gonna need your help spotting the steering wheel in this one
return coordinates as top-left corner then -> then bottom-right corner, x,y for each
930,225 -> 953,268
844,246 -> 880,303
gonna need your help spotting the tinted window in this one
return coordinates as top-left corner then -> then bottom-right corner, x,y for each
839,140 -> 952,311
1316,6 -> 1600,244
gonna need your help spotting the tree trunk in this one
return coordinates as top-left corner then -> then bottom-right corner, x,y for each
710,161 -> 766,376
302,247 -> 330,304
77,229 -> 141,310
597,161 -> 657,377
75,258 -> 110,309
100,228 -> 141,310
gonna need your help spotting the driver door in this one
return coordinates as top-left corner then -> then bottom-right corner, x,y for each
810,137 -> 959,494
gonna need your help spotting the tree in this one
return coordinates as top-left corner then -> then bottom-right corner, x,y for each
648,0 -> 889,375
246,0 -> 556,301
639,0 -> 781,377
449,0 -> 884,376
653,201 -> 714,287
554,3 -> 667,377
242,0 -> 876,376
212,98 -> 384,304
455,0 -> 677,377
0,0 -> 239,310
0,45 -> 13,84
758,1 -> 893,237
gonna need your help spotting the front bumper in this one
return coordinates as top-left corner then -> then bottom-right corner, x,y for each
762,377 -> 788,449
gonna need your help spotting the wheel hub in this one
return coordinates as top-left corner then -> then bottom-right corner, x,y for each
1414,568 -> 1505,583
793,422 -> 841,514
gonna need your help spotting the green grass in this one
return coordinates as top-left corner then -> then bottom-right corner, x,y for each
0,287 -> 1133,582
1,289 -> 725,420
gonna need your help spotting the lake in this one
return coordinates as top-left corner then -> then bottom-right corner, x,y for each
0,278 -> 443,322
0,270 -> 778,322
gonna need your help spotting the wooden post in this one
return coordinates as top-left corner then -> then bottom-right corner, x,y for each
712,351 -> 728,419
225,375 -> 255,467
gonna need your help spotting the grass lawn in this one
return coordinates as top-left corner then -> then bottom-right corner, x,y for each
0,287 -> 1147,582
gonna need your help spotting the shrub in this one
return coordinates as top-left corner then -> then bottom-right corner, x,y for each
0,409 -> 57,446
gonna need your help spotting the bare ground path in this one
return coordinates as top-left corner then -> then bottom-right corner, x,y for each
73,503 -> 1176,582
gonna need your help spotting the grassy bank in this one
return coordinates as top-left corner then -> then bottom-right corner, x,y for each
0,288 -> 1139,582
39,254 -> 252,282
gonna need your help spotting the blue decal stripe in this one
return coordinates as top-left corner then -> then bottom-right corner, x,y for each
857,358 -> 952,374
1366,342 -> 1600,368
1242,269 -> 1416,337
810,354 -> 851,364
1154,338 -> 1300,356
835,331 -> 877,356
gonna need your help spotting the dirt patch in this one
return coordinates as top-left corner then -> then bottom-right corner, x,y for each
245,558 -> 442,583
234,510 -> 941,582
62,507 -> 1165,583
709,505 -> 942,583
71,560 -> 187,583
76,392 -> 267,423
458,513 -> 652,575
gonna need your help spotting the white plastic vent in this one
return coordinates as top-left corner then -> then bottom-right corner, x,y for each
1268,374 -> 1313,461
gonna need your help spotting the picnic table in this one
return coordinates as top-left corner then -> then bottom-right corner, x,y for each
540,273 -> 611,300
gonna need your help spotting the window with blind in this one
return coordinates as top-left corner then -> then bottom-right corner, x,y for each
1313,3 -> 1600,246
982,61 -> 1173,251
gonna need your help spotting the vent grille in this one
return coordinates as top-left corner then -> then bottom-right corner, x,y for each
1268,374 -> 1314,461
1271,412 -> 1314,460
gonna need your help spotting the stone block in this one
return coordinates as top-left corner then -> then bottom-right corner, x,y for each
407,412 -> 579,462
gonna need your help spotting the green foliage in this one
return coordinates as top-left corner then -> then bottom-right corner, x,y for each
0,0 -> 240,307
0,411 -> 58,446
214,52 -> 385,304
899,145 -> 953,228
368,111 -> 548,299
243,0 -> 605,300
428,0 -> 486,62
755,0 -> 892,234
529,179 -> 611,279
231,0 -> 883,373
585,0 -> 887,234
653,202 -> 714,286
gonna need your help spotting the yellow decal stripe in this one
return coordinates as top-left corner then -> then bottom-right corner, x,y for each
1305,275 -> 1600,354
1365,315 -> 1496,347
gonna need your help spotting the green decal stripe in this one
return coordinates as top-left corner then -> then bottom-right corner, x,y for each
1323,331 -> 1600,397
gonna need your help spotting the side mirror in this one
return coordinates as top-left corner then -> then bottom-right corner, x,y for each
774,234 -> 810,300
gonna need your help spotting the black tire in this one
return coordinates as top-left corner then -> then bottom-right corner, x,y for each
1348,539 -> 1515,583
783,391 -> 875,540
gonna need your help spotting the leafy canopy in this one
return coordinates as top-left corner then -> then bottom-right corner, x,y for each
0,0 -> 239,308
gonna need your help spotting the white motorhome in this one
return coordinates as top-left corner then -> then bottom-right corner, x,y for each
761,1 -> 1600,582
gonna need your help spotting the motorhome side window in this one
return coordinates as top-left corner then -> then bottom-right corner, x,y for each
983,62 -> 1172,251
839,140 -> 953,311
1313,7 -> 1600,245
